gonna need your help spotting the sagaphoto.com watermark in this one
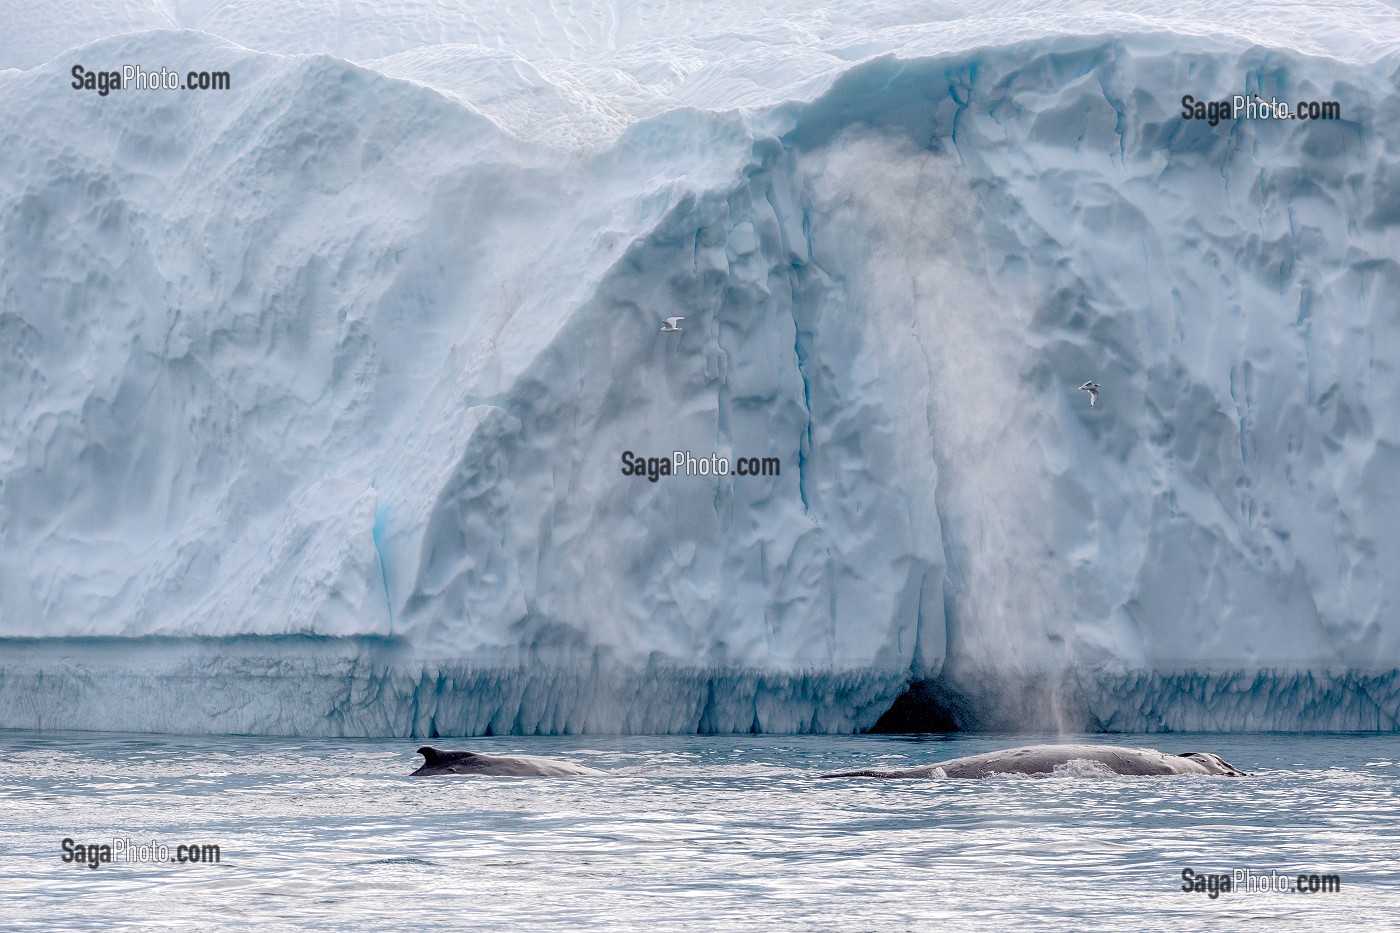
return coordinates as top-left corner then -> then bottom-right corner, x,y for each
71,65 -> 231,97
1180,867 -> 1341,898
1180,93 -> 1342,127
60,837 -> 222,869
620,450 -> 781,482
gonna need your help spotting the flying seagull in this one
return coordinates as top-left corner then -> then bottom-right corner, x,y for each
1080,380 -> 1101,407
660,316 -> 684,332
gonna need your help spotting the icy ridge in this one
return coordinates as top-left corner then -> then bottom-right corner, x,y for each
0,638 -> 905,736
8,2 -> 1400,146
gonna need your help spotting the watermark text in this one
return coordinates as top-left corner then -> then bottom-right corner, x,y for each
60,837 -> 222,869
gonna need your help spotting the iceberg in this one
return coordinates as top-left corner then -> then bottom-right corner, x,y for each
2,1 -> 1399,735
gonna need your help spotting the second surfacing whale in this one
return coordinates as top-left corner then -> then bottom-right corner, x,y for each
821,744 -> 1249,779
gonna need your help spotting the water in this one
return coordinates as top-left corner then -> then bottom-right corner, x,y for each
1,731 -> 1396,930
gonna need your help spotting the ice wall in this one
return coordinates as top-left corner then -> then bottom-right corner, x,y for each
779,43 -> 1400,729
3,3 -> 1400,734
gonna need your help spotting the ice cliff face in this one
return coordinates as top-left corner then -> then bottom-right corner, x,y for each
3,2 -> 1400,734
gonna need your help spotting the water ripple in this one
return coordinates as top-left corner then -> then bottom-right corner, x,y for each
0,731 -> 1396,930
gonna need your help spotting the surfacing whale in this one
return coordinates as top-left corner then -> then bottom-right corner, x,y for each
821,744 -> 1249,779
412,745 -> 606,777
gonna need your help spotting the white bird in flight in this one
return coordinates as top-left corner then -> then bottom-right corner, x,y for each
1080,381 -> 1101,407
660,316 -> 684,332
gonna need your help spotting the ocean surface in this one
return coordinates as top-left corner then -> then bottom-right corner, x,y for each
1,731 -> 1395,930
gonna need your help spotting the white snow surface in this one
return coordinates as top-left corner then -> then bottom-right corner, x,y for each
3,1 -> 1400,734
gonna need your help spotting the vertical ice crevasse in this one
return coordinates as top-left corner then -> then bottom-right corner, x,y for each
371,487 -> 393,635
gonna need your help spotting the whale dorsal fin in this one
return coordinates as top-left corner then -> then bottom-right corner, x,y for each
416,745 -> 444,763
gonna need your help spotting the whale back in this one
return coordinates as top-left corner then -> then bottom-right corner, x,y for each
411,746 -> 605,777
820,743 -> 1251,779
